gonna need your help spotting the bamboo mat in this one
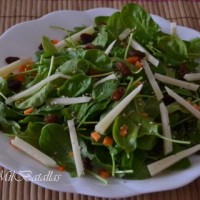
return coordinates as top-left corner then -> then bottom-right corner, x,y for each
0,0 -> 200,199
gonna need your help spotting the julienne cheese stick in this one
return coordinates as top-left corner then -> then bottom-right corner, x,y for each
11,137 -> 57,168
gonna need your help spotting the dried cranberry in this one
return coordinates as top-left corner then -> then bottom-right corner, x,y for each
7,79 -> 22,92
44,114 -> 59,123
83,157 -> 93,170
80,33 -> 94,44
112,87 -> 125,101
5,57 -> 20,64
129,49 -> 146,59
38,43 -> 43,50
163,94 -> 175,105
115,62 -> 131,76
177,63 -> 188,79
84,43 -> 96,49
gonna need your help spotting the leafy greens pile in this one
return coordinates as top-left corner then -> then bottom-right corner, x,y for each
0,3 -> 200,181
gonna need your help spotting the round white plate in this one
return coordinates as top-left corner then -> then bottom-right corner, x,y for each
0,8 -> 200,198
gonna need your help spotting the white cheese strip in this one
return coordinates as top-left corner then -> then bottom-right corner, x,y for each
154,73 -> 199,91
93,73 -> 118,87
184,73 -> 200,81
130,39 -> 159,67
49,96 -> 91,105
95,84 -> 143,134
142,60 -> 163,101
165,86 -> 200,119
0,58 -> 32,78
6,73 -> 70,104
55,25 -> 95,49
159,102 -> 173,155
11,137 -> 57,168
118,28 -> 131,40
170,22 -> 177,36
147,144 -> 200,176
104,40 -> 116,55
67,119 -> 84,177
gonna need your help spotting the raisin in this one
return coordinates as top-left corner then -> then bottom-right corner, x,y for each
83,157 -> 93,170
80,33 -> 94,44
5,57 -> 20,64
163,94 -> 175,105
38,43 -> 43,50
129,49 -> 146,59
44,115 -> 59,123
7,79 -> 22,92
177,63 -> 188,79
112,87 -> 125,101
115,62 -> 131,76
84,43 -> 96,49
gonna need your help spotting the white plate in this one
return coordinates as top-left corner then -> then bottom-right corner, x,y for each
0,8 -> 200,198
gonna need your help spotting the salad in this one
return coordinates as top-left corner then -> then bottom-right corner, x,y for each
0,3 -> 200,183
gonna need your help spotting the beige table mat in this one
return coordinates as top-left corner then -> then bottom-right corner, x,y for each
0,0 -> 200,199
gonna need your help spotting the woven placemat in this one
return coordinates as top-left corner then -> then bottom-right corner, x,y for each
0,0 -> 200,200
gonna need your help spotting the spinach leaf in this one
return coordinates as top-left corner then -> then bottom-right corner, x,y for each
0,77 -> 9,95
94,16 -> 109,26
26,67 -> 48,88
113,115 -> 138,155
58,74 -> 92,97
157,35 -> 188,65
19,122 -> 43,148
92,25 -> 108,48
121,3 -> 160,43
39,123 -> 76,176
57,59 -> 89,75
107,12 -> 126,39
16,83 -> 54,109
83,49 -> 113,72
188,37 -> 200,59
42,36 -> 58,55
92,79 -> 119,101
67,103 -> 88,123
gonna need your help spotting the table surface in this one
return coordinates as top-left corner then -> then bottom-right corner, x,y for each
0,0 -> 200,199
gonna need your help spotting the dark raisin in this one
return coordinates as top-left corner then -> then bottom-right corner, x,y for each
115,62 -> 131,76
38,43 -> 43,50
5,57 -> 20,64
80,33 -> 94,44
83,157 -> 93,170
84,43 -> 96,49
44,114 -> 59,123
177,63 -> 188,79
129,49 -> 146,59
163,94 -> 175,105
7,79 -> 22,92
112,87 -> 125,101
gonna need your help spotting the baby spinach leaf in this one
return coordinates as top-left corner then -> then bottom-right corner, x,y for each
113,115 -> 138,155
0,77 -> 9,95
83,49 -> 113,72
58,74 -> 92,97
16,83 -> 54,109
57,59 -> 89,75
26,67 -> 48,88
92,25 -> 108,48
107,12 -> 126,39
94,16 -> 109,26
42,36 -> 58,55
137,135 -> 157,150
67,103 -> 88,123
39,123 -> 76,175
157,35 -> 188,65
19,122 -> 43,148
188,37 -> 200,59
121,3 -> 160,43
92,79 -> 119,101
